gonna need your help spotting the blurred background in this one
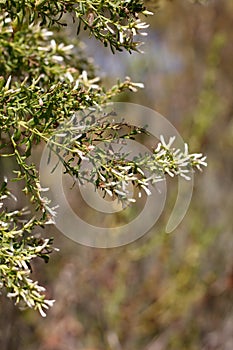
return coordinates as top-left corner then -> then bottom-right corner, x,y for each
0,0 -> 232,349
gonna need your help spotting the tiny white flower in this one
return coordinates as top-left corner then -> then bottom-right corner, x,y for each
65,72 -> 74,83
73,79 -> 80,90
82,70 -> 88,83
5,75 -> 12,90
105,188 -> 113,197
52,55 -> 64,62
5,17 -> 12,24
128,198 -> 136,203
61,44 -> 74,52
143,10 -> 154,16
45,217 -> 56,225
184,143 -> 189,156
44,299 -> 56,308
135,21 -> 149,30
50,39 -> 56,50
36,285 -> 46,292
38,46 -> 49,51
41,29 -> 53,39
164,167 -> 174,177
38,305 -> 47,318
1,220 -> 8,227
114,189 -> 126,197
167,136 -> 176,148
106,24 -> 115,34
141,184 -> 152,196
132,82 -> 144,89
160,135 -> 166,148
119,31 -> 124,44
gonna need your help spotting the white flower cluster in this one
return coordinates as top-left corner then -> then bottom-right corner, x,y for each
65,70 -> 101,90
0,181 -> 57,317
0,13 -> 13,33
154,136 -> 207,180
80,135 -> 207,202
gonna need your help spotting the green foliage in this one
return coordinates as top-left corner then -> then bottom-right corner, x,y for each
0,180 -> 55,317
0,0 -> 151,53
0,0 -> 206,316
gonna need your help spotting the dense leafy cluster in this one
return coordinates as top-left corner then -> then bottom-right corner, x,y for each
0,0 -> 206,315
0,0 -> 151,52
0,180 -> 55,317
49,117 -> 207,203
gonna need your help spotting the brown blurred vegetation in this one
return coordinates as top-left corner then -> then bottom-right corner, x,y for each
0,0 -> 232,349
